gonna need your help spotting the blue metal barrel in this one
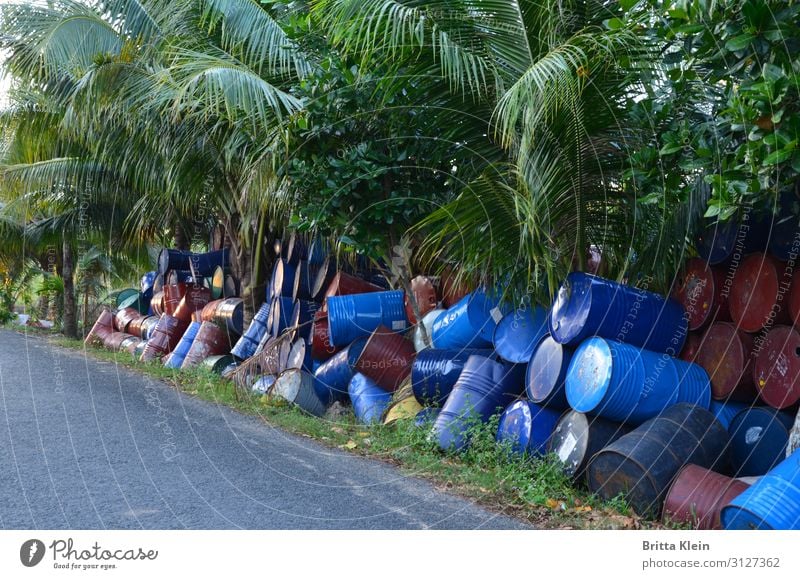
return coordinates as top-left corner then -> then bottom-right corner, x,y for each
271,258 -> 297,298
728,407 -> 795,477
566,338 -> 680,424
291,299 -> 319,342
285,232 -> 307,265
231,301 -> 271,360
696,217 -> 741,265
430,291 -> 504,349
587,403 -> 730,517
672,356 -> 712,409
414,407 -> 441,427
492,305 -> 549,363
158,248 -> 230,277
164,321 -> 201,369
496,400 -> 562,455
307,237 -> 329,266
140,271 -> 156,300
411,348 -> 495,406
526,336 -> 573,410
432,355 -> 525,452
548,272 -> 688,354
709,400 -> 749,430
269,296 -> 295,337
721,447 -> 800,529
313,338 -> 367,406
548,411 -> 629,479
768,188 -> 800,261
327,290 -> 408,347
293,260 -> 317,301
349,373 -> 392,424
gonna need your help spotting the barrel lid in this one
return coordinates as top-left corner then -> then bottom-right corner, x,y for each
493,306 -> 549,364
730,253 -> 785,332
753,325 -> 800,409
696,218 -> 739,265
526,336 -> 567,403
696,322 -> 753,400
548,272 -> 593,345
565,337 -> 613,414
116,288 -> 139,308
210,266 -> 225,299
674,258 -> 717,331
286,339 -> 308,370
548,410 -> 590,478
729,407 -> 792,476
252,375 -> 277,395
496,400 -> 533,454
413,308 -> 444,352
312,256 -> 333,298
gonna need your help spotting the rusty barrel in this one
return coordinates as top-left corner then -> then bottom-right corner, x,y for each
440,267 -> 471,308
729,253 -> 790,332
679,332 -> 703,362
273,369 -> 326,417
181,321 -> 230,369
432,355 -> 524,452
548,272 -> 687,354
140,315 -> 160,340
753,325 -> 800,409
790,270 -> 800,327
140,314 -> 188,361
84,309 -> 114,347
721,447 -> 800,530
127,314 -> 153,338
404,275 -> 439,324
587,403 -> 730,517
115,307 -> 142,333
526,336 -> 573,410
695,322 -> 757,401
355,325 -> 416,392
173,285 -> 211,323
548,411 -> 629,480
728,406 -> 795,476
663,464 -> 750,529
150,290 -> 165,316
162,283 -> 187,317
103,331 -> 135,351
322,271 -> 384,303
309,310 -> 341,361
673,257 -> 730,330
202,297 -> 244,338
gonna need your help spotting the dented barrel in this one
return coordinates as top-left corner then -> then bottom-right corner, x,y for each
663,464 -> 750,529
355,326 -> 416,392
411,348 -> 494,406
164,321 -> 201,369
496,400 -> 561,456
492,306 -> 549,364
349,373 -> 392,424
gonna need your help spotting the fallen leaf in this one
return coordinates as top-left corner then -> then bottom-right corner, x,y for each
574,506 -> 592,513
341,440 -> 358,450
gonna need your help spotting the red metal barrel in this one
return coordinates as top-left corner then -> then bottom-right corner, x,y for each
309,310 -> 342,361
114,307 -> 141,333
127,314 -> 153,338
673,258 -> 730,330
679,332 -> 703,363
696,322 -> 757,401
140,314 -> 188,362
323,271 -> 383,303
180,321 -> 230,368
355,325 -> 416,392
200,299 -> 221,323
173,285 -> 211,323
789,269 -> 800,328
85,309 -> 114,347
102,331 -> 135,351
404,275 -> 439,324
753,324 -> 800,409
729,253 -> 790,332
150,290 -> 165,316
162,282 -> 187,316
663,464 -> 750,529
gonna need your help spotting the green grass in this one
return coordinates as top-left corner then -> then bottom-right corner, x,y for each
44,332 -> 671,529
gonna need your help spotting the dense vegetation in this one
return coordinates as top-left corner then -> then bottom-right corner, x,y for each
1,0 -> 798,336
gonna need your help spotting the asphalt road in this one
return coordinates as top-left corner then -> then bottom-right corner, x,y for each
0,329 -> 526,529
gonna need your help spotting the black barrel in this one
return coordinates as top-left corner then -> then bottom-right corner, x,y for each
548,411 -> 629,480
587,403 -> 730,517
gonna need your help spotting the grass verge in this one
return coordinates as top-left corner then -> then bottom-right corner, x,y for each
43,331 -> 672,529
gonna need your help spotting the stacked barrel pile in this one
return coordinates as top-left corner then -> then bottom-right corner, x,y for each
84,247 -> 241,373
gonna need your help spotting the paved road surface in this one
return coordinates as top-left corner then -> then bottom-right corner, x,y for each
0,329 -> 526,529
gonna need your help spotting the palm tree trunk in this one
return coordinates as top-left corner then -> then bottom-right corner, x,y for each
62,238 -> 77,338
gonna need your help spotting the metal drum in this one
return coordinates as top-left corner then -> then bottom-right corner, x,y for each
548,411 -> 629,480
291,299 -> 318,342
496,400 -> 561,456
695,322 -> 757,401
566,337 -> 710,425
404,275 -> 439,325
327,290 -> 407,347
753,325 -> 800,409
306,237 -> 329,266
271,258 -> 297,298
311,256 -> 337,299
140,271 -> 157,298
119,335 -> 142,355
663,464 -> 751,529
118,291 -> 149,314
140,315 -> 160,341
355,325 -> 416,392
431,355 -> 524,452
273,369 -> 326,417
412,308 -> 444,352
673,258 -> 730,330
115,288 -> 139,309
269,296 -> 295,338
150,290 -> 165,316
173,285 -> 211,323
492,306 -> 549,364
181,321 -> 230,369
158,247 -> 230,277
728,407 -> 795,476
284,232 -> 307,264
164,321 -> 201,369
768,187 -> 800,261
210,265 -> 225,300
202,354 -> 236,374
430,290 -> 504,349
114,307 -> 140,333
721,447 -> 800,530
103,331 -> 135,351
440,267 -> 471,308
85,309 -> 114,347
411,348 -> 494,406
349,373 -> 392,424
286,339 -> 313,373
322,271 -> 383,302
709,400 -> 750,430
587,403 -> 730,517
162,283 -> 187,317
548,272 -> 688,354
140,314 -> 188,361
211,297 -> 245,338
231,301 -> 271,360
313,338 -> 367,406
526,336 -> 573,410
414,407 -> 441,427
679,331 -> 703,362
729,253 -> 790,332
695,217 -> 741,265
309,310 -> 340,361
791,269 -> 800,327
293,260 -> 317,301
252,375 -> 277,396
